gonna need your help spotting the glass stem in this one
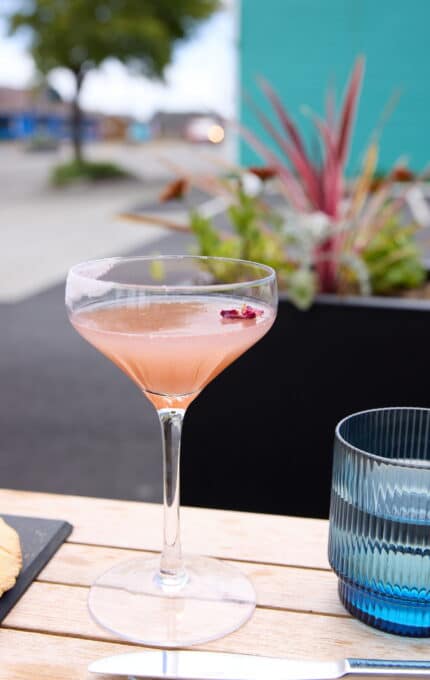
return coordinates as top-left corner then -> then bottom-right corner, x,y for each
157,408 -> 186,587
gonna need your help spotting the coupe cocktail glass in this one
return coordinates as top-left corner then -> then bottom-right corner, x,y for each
66,255 -> 277,647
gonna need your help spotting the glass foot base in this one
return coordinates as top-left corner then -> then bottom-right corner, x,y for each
88,554 -> 256,646
339,578 -> 430,637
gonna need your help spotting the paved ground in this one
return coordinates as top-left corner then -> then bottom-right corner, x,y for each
0,139 -> 231,302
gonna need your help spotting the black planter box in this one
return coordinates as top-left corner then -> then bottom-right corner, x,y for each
182,293 -> 430,519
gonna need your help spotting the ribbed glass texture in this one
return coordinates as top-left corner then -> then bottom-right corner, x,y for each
328,408 -> 430,636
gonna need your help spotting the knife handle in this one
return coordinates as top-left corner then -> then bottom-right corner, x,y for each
347,659 -> 430,676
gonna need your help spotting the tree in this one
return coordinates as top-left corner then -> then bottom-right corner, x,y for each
8,0 -> 220,163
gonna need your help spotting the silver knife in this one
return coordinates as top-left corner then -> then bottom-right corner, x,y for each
88,650 -> 430,679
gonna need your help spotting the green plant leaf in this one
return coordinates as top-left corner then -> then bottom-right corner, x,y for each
286,268 -> 317,310
362,218 -> 426,294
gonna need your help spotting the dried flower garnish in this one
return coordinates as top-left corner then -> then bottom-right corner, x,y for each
159,178 -> 189,202
247,166 -> 278,181
221,304 -> 264,320
392,166 -> 415,182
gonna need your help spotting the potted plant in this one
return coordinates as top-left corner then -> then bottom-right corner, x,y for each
124,58 -> 430,518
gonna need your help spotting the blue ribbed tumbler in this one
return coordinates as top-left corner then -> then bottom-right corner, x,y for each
329,408 -> 430,636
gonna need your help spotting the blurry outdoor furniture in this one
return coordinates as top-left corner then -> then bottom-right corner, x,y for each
1,488 -> 430,677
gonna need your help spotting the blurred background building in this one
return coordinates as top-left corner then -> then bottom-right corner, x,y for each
0,85 -> 98,143
0,86 -> 225,145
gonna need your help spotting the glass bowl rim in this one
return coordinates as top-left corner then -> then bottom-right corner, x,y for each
335,406 -> 430,469
67,254 -> 276,293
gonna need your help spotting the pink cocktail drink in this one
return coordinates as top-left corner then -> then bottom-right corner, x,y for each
66,255 -> 278,647
72,296 -> 274,409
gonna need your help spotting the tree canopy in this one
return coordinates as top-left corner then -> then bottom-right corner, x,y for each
8,0 -> 220,77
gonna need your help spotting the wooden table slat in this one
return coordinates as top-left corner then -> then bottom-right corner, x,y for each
38,542 -> 343,617
0,628 -> 138,680
0,489 -> 330,569
4,581 -> 430,662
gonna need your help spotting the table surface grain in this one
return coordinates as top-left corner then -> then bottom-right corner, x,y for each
0,488 -> 428,680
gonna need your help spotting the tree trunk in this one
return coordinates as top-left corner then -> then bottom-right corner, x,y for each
71,69 -> 85,164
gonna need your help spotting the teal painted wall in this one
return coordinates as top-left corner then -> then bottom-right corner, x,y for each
240,0 -> 429,173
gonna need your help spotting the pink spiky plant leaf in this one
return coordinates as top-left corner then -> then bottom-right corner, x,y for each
257,76 -> 308,156
244,91 -> 321,208
241,57 -> 366,293
336,57 -> 365,166
244,56 -> 365,223
237,123 -> 310,211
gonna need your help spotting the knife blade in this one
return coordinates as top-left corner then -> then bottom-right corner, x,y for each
88,650 -> 430,679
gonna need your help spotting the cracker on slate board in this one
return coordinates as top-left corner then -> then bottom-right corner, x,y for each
0,517 -> 22,596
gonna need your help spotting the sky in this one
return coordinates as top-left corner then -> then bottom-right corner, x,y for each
0,4 -> 237,120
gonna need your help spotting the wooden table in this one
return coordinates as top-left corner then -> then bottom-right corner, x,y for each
1,489 -> 429,679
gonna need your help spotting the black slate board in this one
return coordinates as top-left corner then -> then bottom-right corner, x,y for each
0,514 -> 73,621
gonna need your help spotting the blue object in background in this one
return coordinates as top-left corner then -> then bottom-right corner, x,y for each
128,121 -> 152,143
0,112 -> 34,140
0,112 -> 100,142
329,408 -> 430,636
240,0 -> 430,172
